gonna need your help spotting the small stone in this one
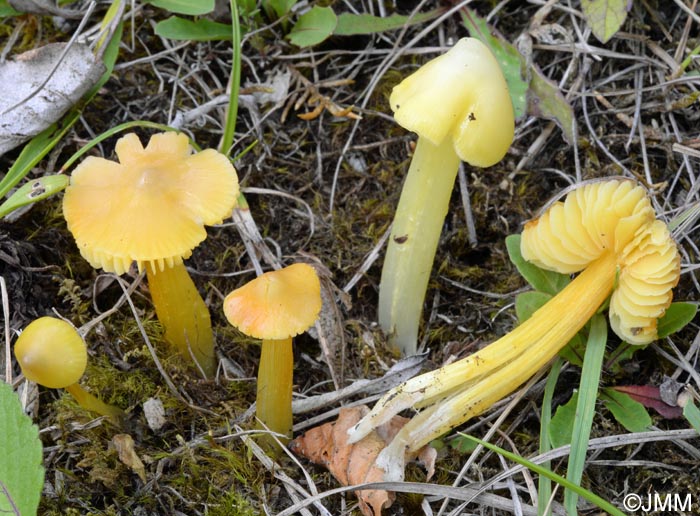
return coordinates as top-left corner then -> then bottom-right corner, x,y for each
143,397 -> 166,432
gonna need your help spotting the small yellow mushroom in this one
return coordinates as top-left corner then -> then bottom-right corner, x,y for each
14,317 -> 123,418
223,263 -> 322,445
63,132 -> 239,377
378,37 -> 515,356
350,179 -> 680,482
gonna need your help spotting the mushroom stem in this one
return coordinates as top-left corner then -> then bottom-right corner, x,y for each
256,337 -> 293,445
352,251 -> 618,452
378,136 -> 461,355
146,262 -> 215,377
65,383 -> 124,419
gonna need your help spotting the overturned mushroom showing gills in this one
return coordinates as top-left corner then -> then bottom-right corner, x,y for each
63,132 -> 239,377
223,263 -> 322,446
14,317 -> 123,418
379,37 -> 515,356
351,179 -> 680,481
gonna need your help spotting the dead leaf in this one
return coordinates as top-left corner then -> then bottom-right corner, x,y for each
112,434 -> 147,482
290,405 -> 436,516
8,0 -> 85,18
0,43 -> 105,157
611,385 -> 684,419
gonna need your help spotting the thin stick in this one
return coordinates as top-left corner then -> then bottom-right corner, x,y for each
457,162 -> 477,247
1,277 -> 10,383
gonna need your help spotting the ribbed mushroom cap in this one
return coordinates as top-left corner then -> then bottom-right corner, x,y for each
63,132 -> 239,274
611,220 -> 680,344
522,180 -> 655,274
521,179 -> 680,344
389,37 -> 514,167
223,263 -> 322,340
15,317 -> 87,389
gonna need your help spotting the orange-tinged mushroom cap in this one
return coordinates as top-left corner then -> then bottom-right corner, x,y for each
15,317 -> 87,389
63,132 -> 239,274
521,179 -> 680,344
223,263 -> 322,340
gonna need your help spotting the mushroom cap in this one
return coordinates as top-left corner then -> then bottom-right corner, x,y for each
389,37 -> 514,168
223,263 -> 322,340
521,179 -> 680,344
63,132 -> 239,274
14,317 -> 87,389
521,180 -> 655,274
610,219 -> 680,344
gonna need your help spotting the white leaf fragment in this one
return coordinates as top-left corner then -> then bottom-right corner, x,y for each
0,42 -> 105,157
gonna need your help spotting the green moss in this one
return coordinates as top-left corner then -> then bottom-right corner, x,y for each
206,490 -> 259,516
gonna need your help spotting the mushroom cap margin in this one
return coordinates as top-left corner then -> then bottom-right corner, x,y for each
62,132 -> 240,274
223,263 -> 322,340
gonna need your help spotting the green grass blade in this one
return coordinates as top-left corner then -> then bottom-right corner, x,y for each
683,399 -> 700,433
458,433 -> 625,516
0,126 -> 58,199
538,357 -> 563,516
220,0 -> 242,156
0,174 -> 69,218
564,313 -> 607,514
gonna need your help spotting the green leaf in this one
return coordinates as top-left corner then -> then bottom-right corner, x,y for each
514,290 -> 585,366
0,175 -> 69,218
0,0 -> 20,17
515,290 -> 551,322
0,382 -> 44,516
506,234 -> 570,295
600,388 -> 652,433
683,400 -> 700,433
549,391 -> 578,449
461,10 -> 527,119
558,333 -> 586,367
657,302 -> 698,339
154,16 -> 233,41
581,0 -> 629,44
287,6 -> 337,47
606,341 -> 640,374
264,0 -> 297,20
335,10 -> 441,36
146,0 -> 215,15
449,434 -> 479,454
458,433 -> 626,516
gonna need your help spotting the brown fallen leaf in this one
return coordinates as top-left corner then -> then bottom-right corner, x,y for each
112,433 -> 147,482
290,405 -> 436,516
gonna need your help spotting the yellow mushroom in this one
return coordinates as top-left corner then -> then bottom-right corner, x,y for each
378,37 -> 515,356
62,132 -> 239,377
350,179 -> 680,481
223,263 -> 322,445
14,317 -> 123,418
